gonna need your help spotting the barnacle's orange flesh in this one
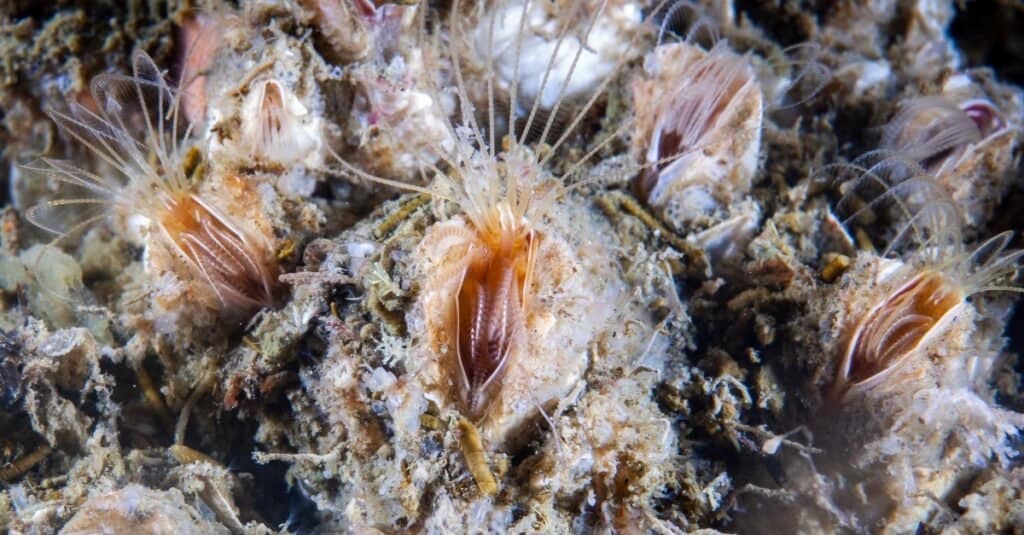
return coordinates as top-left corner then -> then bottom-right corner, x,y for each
845,270 -> 961,386
453,229 -> 533,419
157,192 -> 278,310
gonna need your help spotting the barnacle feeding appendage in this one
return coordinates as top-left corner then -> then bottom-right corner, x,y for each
26,51 -> 279,317
829,210 -> 1024,402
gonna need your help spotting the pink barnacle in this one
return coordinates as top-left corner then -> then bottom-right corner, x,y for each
961,99 -> 1005,138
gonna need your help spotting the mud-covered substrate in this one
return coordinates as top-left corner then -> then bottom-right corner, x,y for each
1,0 -> 1023,533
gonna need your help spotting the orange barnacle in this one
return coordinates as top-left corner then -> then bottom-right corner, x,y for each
152,190 -> 279,312
828,156 -> 1024,402
831,269 -> 962,400
451,213 -> 536,418
25,50 -> 280,320
329,0 -> 672,425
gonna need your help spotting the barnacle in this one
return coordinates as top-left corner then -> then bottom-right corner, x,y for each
878,93 -> 1018,229
829,159 -> 1024,401
833,269 -> 961,398
176,11 -> 222,127
881,97 -> 985,174
333,0 -> 662,423
60,484 -> 230,534
26,51 -> 279,318
237,79 -> 322,167
414,143 -> 545,419
631,39 -> 762,225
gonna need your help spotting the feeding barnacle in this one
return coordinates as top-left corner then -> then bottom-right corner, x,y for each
630,37 -> 763,232
825,155 -> 1024,402
328,0 -> 673,436
732,154 -> 1024,533
879,88 -> 1019,230
25,51 -> 280,326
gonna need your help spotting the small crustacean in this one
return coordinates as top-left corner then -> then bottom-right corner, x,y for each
828,158 -> 1023,402
630,39 -> 762,228
333,0 -> 666,422
26,51 -> 279,319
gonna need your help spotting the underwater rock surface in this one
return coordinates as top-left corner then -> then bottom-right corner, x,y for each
1,0 -> 1022,533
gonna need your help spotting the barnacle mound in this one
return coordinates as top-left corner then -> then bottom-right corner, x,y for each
1,1 -> 1023,534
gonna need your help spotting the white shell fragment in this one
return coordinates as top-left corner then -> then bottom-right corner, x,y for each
471,0 -> 644,113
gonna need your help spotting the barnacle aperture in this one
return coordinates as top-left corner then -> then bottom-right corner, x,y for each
451,221 -> 535,420
630,41 -> 762,213
833,270 -> 961,400
28,51 -> 280,319
155,190 -> 279,312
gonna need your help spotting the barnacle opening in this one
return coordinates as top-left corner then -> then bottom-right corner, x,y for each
832,269 -> 962,399
631,41 -> 760,204
881,97 -> 984,174
236,79 -> 322,167
452,229 -> 536,418
153,190 -> 279,312
829,153 -> 1024,402
25,50 -> 280,318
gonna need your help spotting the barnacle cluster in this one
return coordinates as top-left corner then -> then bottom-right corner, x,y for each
1,0 -> 1023,533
